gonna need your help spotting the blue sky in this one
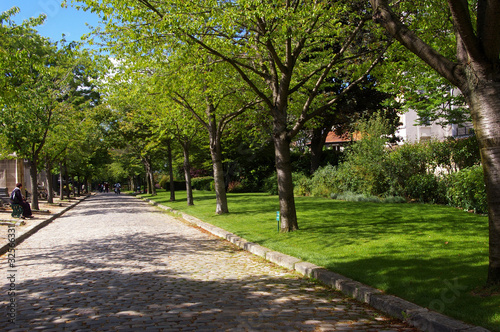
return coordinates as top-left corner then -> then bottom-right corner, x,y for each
1,0 -> 102,43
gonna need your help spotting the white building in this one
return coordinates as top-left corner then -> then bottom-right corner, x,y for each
396,109 -> 473,143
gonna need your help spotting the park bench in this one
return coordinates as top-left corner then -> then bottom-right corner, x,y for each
10,204 -> 23,218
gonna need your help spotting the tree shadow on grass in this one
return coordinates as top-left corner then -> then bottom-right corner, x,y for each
327,256 -> 498,331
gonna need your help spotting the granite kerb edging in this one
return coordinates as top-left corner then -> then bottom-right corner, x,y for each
0,196 -> 89,256
142,197 -> 490,332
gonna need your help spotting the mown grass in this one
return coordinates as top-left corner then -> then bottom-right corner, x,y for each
141,189 -> 498,331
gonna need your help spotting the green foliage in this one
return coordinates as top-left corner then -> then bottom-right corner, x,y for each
451,135 -> 481,169
311,110 -> 487,212
404,173 -> 445,204
332,113 -> 393,196
305,113 -> 483,211
191,176 -> 214,191
292,172 -> 312,196
265,171 -> 316,196
263,173 -> 278,195
223,138 -> 276,193
158,175 -> 186,191
384,142 -> 431,195
310,164 -> 340,197
446,165 -> 488,214
158,175 -> 171,189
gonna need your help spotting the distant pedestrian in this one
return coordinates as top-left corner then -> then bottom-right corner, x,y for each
114,183 -> 121,194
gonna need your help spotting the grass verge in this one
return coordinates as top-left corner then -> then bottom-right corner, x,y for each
141,189 -> 497,331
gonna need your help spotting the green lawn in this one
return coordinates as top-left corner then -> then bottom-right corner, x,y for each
141,190 -> 498,331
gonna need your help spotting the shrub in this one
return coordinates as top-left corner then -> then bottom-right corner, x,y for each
293,172 -> 312,196
451,135 -> 481,169
159,175 -> 186,191
331,113 -> 394,196
158,175 -> 170,189
191,177 -> 214,191
310,164 -> 340,197
263,173 -> 278,195
404,173 -> 445,204
446,165 -> 487,213
385,142 -> 431,196
263,172 -> 312,196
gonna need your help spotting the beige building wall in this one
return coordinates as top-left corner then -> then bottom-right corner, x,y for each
0,159 -> 27,195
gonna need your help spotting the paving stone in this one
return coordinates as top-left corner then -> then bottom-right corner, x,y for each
0,193 -> 421,331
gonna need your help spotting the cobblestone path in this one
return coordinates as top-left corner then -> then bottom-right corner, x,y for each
1,194 -> 418,331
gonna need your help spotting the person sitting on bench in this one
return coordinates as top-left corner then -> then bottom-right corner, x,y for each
10,183 -> 34,219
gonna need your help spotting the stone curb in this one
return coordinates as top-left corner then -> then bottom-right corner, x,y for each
0,196 -> 89,257
142,197 -> 491,332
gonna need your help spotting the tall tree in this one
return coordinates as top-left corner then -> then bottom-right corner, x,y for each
77,0 -> 390,231
162,50 -> 260,213
0,9 -> 79,209
369,0 -> 500,284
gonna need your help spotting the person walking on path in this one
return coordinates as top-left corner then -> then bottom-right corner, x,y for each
10,182 -> 34,219
114,182 -> 121,194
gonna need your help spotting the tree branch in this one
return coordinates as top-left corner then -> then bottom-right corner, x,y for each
137,0 -> 164,19
370,0 -> 465,89
447,0 -> 486,63
170,92 -> 209,131
185,34 -> 274,109
289,41 -> 390,138
477,0 -> 500,62
296,18 -> 368,111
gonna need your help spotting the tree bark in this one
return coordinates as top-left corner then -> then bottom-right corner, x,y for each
273,129 -> 299,232
143,158 -> 154,195
45,160 -> 54,204
310,127 -> 330,174
181,142 -> 194,206
210,131 -> 229,214
467,83 -> 500,285
28,159 -> 39,210
205,101 -> 229,214
150,171 -> 156,195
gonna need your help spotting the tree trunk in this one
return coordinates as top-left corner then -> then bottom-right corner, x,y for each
167,139 -> 175,202
310,127 -> 329,174
146,173 -> 152,194
150,172 -> 156,195
467,83 -> 500,285
129,177 -> 134,192
28,159 -> 39,210
143,158 -> 156,195
181,143 -> 194,206
46,160 -> 54,204
59,163 -> 63,199
210,132 -> 229,214
76,176 -> 81,196
273,131 -> 299,232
